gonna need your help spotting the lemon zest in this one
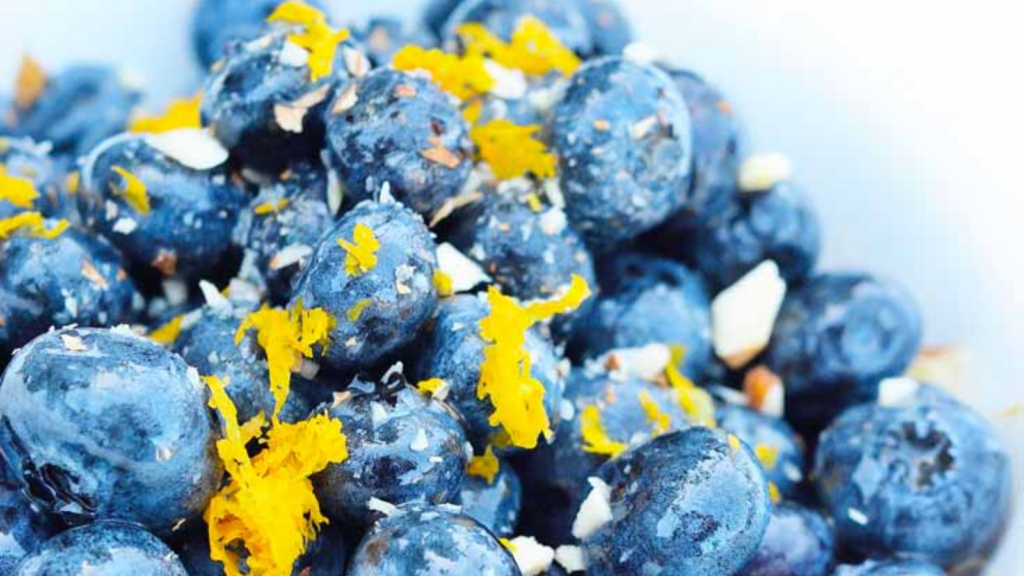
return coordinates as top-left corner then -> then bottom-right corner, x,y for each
457,16 -> 580,78
524,192 -> 543,213
392,45 -> 494,100
65,171 -> 80,195
203,375 -> 348,576
130,95 -> 202,133
665,345 -> 717,428
111,165 -> 151,215
433,270 -> 454,297
254,199 -> 290,215
416,378 -> 447,396
637,391 -> 670,437
0,211 -> 67,241
462,99 -> 484,125
470,119 -> 556,180
0,165 -> 40,208
149,314 -> 185,345
768,482 -> 781,503
235,301 -> 336,420
268,0 -> 350,82
478,275 -> 591,449
467,445 -> 501,484
499,538 -> 517,553
345,298 -> 373,322
14,55 -> 47,110
580,404 -> 627,458
728,434 -> 742,453
336,223 -> 380,277
754,444 -> 779,471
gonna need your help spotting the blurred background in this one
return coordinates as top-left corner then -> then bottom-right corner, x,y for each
1,0 -> 1022,568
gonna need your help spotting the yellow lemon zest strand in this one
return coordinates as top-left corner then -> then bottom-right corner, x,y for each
470,119 -> 556,180
0,165 -> 40,208
268,1 -> 349,82
392,45 -> 494,100
254,199 -> 290,215
65,171 -> 80,195
0,211 -> 67,241
524,192 -> 543,213
336,223 -> 380,277
110,165 -> 151,215
433,270 -> 454,297
466,445 -> 501,484
416,378 -> 447,396
754,444 -> 779,471
345,298 -> 373,322
267,0 -> 325,27
637,390 -> 670,437
477,275 -> 591,449
462,99 -> 484,125
149,314 -> 185,345
499,538 -> 517,553
14,55 -> 47,110
580,404 -> 627,458
203,375 -> 348,576
768,482 -> 781,503
728,434 -> 742,454
235,301 -> 336,420
665,345 -> 717,428
130,95 -> 202,133
457,16 -> 580,77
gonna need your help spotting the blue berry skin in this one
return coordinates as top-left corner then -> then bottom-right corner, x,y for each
347,505 -> 519,576
571,252 -> 712,379
716,403 -> 806,499
577,0 -> 633,55
0,328 -> 222,534
233,161 -> 336,301
0,485 -> 59,574
583,427 -> 772,576
0,227 -> 138,356
739,503 -> 834,576
814,386 -> 1012,568
191,0 -> 328,69
551,57 -> 693,250
765,273 -> 923,433
175,520 -> 347,576
415,294 -> 566,452
7,65 -> 141,160
0,137 -> 67,219
79,134 -> 248,280
832,559 -> 947,576
457,456 -> 522,537
324,68 -> 472,218
422,0 -> 464,38
14,520 -> 188,576
313,382 -> 467,526
289,200 -> 438,374
202,28 -> 360,172
442,0 -> 594,55
354,17 -> 437,67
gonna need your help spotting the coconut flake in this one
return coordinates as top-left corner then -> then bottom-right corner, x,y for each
436,243 -> 490,293
484,60 -> 528,100
737,153 -> 792,192
367,498 -> 402,517
572,477 -> 613,540
279,41 -> 309,67
538,208 -> 567,236
60,334 -> 87,352
595,344 -> 672,383
147,129 -> 229,170
112,217 -> 138,235
554,545 -> 586,573
269,244 -> 313,271
878,377 -> 920,407
274,104 -> 308,134
847,508 -> 869,526
410,429 -> 429,452
199,280 -> 231,311
712,261 -> 786,368
508,537 -> 555,576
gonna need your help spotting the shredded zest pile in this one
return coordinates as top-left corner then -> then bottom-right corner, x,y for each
416,378 -> 447,396
580,405 -> 627,458
754,444 -> 779,470
268,0 -> 350,82
346,298 -> 373,322
254,199 -> 290,215
433,270 -> 454,297
477,275 -> 591,449
149,314 -> 185,345
470,119 -> 556,180
457,16 -> 580,77
665,345 -> 717,428
337,223 -> 380,277
235,301 -> 336,419
130,95 -> 202,133
0,165 -> 40,208
203,375 -> 348,576
392,46 -> 493,100
0,211 -> 67,241
467,445 -> 500,484
637,391 -> 670,437
110,165 -> 151,215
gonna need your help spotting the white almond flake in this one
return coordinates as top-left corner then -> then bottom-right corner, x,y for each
484,60 -> 528,100
279,41 -> 309,67
623,42 -> 661,65
429,456 -> 444,464
538,207 -> 567,236
712,261 -> 787,368
274,104 -> 308,134
326,167 -> 344,215
542,178 -> 566,209
370,402 -> 389,428
759,382 -> 785,417
104,200 -> 119,221
410,429 -> 429,452
572,477 -> 613,540
332,84 -> 359,115
269,244 -> 313,270
199,280 -> 231,311
559,399 -> 576,421
343,47 -> 370,77
147,129 -> 229,170
185,366 -> 203,390
737,153 -> 792,192
509,537 -> 555,576
60,334 -> 87,352
112,217 -> 137,235
162,279 -> 189,306
367,498 -> 402,517
595,344 -> 672,383
848,508 -> 869,525
783,461 -> 804,483
395,264 -> 416,295
379,181 -> 396,204
631,115 -> 658,140
555,545 -> 587,573
156,446 -> 174,462
878,377 -> 920,407
437,243 -> 490,293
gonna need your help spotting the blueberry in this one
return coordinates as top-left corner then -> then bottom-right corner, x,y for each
765,273 -> 922,433
582,427 -> 771,576
191,0 -> 328,69
290,200 -> 438,374
79,134 -> 248,280
233,160 -> 336,301
175,520 -> 347,576
14,520 -> 188,576
6,65 -> 142,159
0,328 -> 222,533
814,385 -> 1012,567
831,559 -> 946,576
0,137 -> 67,219
324,68 -> 472,218
353,17 -> 437,67
442,0 -> 595,55
202,28 -> 362,172
415,294 -> 565,451
347,505 -> 519,576
739,503 -> 834,576
576,0 -> 633,55
0,484 -> 59,573
313,381 -> 467,526
551,57 -> 692,250
422,0 -> 465,39
716,403 -> 806,499
457,455 -> 522,537
0,226 -> 138,356
571,252 -> 712,379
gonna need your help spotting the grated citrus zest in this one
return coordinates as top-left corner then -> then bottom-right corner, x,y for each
499,538 -> 517,553
580,404 -> 627,458
149,314 -> 185,345
416,378 -> 447,396
754,444 -> 779,471
433,270 -> 454,297
728,434 -> 742,453
268,1 -> 350,82
665,345 -> 717,428
0,211 -> 67,241
392,45 -> 494,100
111,165 -> 151,215
336,223 -> 380,277
467,445 -> 501,484
457,16 -> 580,78
345,298 -> 373,322
637,390 -> 670,437
768,482 -> 781,503
0,165 -> 40,208
65,171 -> 80,195
14,55 -> 47,110
130,95 -> 202,133
470,119 -> 556,180
254,199 -> 290,215
524,192 -> 543,212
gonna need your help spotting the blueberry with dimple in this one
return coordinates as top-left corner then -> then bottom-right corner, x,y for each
347,504 -> 519,576
716,403 -> 806,499
14,520 -> 188,576
175,520 -> 347,576
0,484 -> 59,574
313,380 -> 467,526
739,503 -> 834,576
78,133 -> 247,280
0,137 -> 65,219
353,17 -> 437,67
442,0 -> 594,55
233,161 -> 336,301
766,273 -> 922,433
0,226 -> 138,356
0,328 -> 222,533
832,559 -> 947,576
191,0 -> 328,69
576,0 -> 633,55
551,57 -> 692,250
324,67 -> 471,218
415,294 -> 566,451
571,252 -> 711,378
7,65 -> 141,160
457,456 -> 522,537
581,427 -> 771,576
290,200 -> 438,374
814,385 -> 1012,567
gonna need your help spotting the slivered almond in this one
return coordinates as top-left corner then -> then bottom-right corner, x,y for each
80,260 -> 109,290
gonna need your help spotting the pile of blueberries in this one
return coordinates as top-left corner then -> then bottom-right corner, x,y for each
0,0 -> 1014,575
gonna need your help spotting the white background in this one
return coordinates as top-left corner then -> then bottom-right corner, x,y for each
1,0 -> 1022,570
